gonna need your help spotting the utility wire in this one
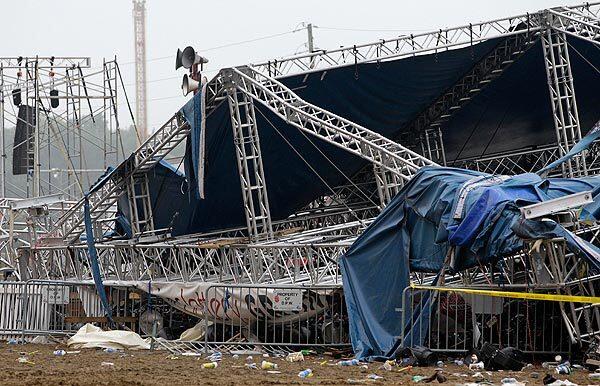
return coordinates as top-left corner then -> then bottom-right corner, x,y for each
119,29 -> 302,66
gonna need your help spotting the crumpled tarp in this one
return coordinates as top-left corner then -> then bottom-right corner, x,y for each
67,324 -> 151,350
340,166 -> 600,359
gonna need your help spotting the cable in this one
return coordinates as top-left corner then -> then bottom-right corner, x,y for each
119,29 -> 301,66
255,107 -> 367,225
291,118 -> 380,208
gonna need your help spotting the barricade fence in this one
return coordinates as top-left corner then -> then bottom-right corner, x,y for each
0,280 -> 144,341
400,286 -> 572,354
201,284 -> 350,352
1,280 -> 573,354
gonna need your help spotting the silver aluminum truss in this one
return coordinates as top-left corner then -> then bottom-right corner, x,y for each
249,3 -> 599,78
541,13 -> 586,178
50,113 -> 189,244
223,69 -> 274,240
226,66 -> 437,205
29,219 -> 367,284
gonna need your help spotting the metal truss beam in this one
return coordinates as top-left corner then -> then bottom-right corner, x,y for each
541,19 -> 586,177
226,66 -> 437,183
51,113 -> 190,244
30,219 -> 368,284
223,69 -> 274,240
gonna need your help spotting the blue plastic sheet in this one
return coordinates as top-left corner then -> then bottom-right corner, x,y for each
341,166 -> 600,359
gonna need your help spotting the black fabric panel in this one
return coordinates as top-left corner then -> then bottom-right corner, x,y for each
147,36 -> 600,237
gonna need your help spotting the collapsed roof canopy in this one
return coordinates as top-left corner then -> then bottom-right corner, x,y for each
138,36 -> 600,237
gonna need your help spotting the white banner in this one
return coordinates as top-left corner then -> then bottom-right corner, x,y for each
136,282 -> 335,324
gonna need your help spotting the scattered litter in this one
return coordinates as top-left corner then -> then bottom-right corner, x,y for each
53,349 -> 66,356
246,355 -> 253,363
298,369 -> 313,378
436,361 -> 444,367
103,348 -> 119,353
337,358 -> 360,366
319,360 -> 328,366
101,361 -> 114,367
181,352 -> 202,357
267,370 -> 281,374
589,373 -> 600,380
500,377 -> 525,386
7,338 -> 18,345
232,354 -> 239,360
286,352 -> 305,362
455,360 -> 464,366
66,351 -> 80,354
207,352 -> 222,362
412,375 -> 426,382
546,381 -> 578,386
17,353 -> 34,365
30,336 -> 49,344
262,353 -> 270,358
554,364 -> 571,374
555,355 -> 562,362
166,354 -> 179,360
543,374 -> 558,385
420,370 -> 446,383
381,360 -> 394,371
367,373 -> 383,380
398,365 -> 413,372
346,379 -> 367,384
472,372 -> 483,378
530,372 -> 540,379
261,360 -> 278,370
469,362 -> 484,370
245,363 -> 258,370
202,362 -> 218,369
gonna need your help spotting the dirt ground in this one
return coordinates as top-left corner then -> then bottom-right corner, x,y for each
1,344 -> 599,385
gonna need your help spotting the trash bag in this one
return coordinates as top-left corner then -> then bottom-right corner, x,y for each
396,345 -> 437,366
478,342 -> 525,371
584,338 -> 600,370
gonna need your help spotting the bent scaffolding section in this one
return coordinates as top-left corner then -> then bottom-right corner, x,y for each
3,2 -> 600,355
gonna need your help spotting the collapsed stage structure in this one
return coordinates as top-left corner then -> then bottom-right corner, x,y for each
3,3 -> 600,355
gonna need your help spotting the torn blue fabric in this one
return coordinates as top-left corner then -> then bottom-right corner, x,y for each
84,196 -> 113,321
341,166 -> 600,359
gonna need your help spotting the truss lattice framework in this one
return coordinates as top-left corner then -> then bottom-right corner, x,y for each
247,3 -> 600,78
30,219 -> 368,284
51,113 -> 190,244
229,66 -> 437,180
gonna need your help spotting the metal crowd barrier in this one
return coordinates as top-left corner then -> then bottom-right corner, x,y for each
0,280 -> 139,341
400,286 -> 572,354
201,283 -> 350,352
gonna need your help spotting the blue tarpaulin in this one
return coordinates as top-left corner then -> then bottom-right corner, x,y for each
340,166 -> 600,359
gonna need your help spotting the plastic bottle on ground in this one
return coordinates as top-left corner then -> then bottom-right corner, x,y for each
53,349 -> 66,356
337,359 -> 360,366
202,362 -> 218,369
298,369 -> 313,378
261,360 -> 278,370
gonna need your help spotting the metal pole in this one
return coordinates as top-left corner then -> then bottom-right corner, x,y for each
33,58 -> 40,197
0,64 -> 5,197
307,23 -> 315,69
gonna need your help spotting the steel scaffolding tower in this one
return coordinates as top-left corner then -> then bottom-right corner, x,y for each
0,58 -> 123,200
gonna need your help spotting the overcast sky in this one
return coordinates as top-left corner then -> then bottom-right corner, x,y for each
1,0 -> 579,132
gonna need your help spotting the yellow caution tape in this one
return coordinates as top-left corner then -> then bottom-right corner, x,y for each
409,283 -> 600,304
